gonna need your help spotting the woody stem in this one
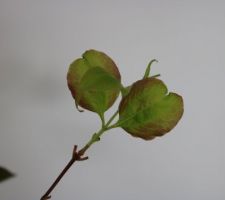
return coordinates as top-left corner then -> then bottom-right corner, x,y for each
40,110 -> 119,200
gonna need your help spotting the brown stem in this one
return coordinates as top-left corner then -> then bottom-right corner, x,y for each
40,145 -> 88,200
40,110 -> 119,200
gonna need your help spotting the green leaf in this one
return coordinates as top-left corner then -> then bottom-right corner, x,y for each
79,67 -> 121,115
0,167 -> 14,183
118,78 -> 183,140
67,49 -> 121,113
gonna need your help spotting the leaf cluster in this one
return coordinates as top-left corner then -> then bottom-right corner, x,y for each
67,49 -> 183,140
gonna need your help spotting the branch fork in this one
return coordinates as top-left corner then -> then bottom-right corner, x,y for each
40,145 -> 88,200
72,145 -> 88,161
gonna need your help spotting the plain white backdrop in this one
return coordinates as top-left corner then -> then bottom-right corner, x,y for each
0,0 -> 225,199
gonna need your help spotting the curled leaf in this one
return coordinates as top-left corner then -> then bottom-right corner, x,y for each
67,49 -> 121,115
118,78 -> 184,140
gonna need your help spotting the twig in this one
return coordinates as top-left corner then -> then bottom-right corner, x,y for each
40,110 -> 119,200
40,145 -> 88,200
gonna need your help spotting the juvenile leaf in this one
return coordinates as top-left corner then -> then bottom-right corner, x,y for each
0,167 -> 14,183
118,78 -> 183,140
79,67 -> 121,115
67,49 -> 121,114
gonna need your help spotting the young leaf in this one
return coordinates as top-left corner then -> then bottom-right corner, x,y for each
79,67 -> 121,115
0,167 -> 14,183
118,78 -> 183,140
67,49 -> 121,114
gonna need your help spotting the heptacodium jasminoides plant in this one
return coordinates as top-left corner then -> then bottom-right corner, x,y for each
40,49 -> 184,200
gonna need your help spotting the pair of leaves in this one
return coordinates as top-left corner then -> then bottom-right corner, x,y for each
67,49 -> 184,140
0,167 -> 14,183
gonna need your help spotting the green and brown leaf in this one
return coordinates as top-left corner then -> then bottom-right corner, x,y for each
67,49 -> 121,115
118,78 -> 184,140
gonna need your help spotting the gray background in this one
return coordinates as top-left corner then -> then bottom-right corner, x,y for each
0,0 -> 225,200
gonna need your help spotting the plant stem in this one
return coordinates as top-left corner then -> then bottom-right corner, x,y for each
40,110 -> 119,200
40,145 -> 88,200
105,110 -> 119,127
99,113 -> 105,128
